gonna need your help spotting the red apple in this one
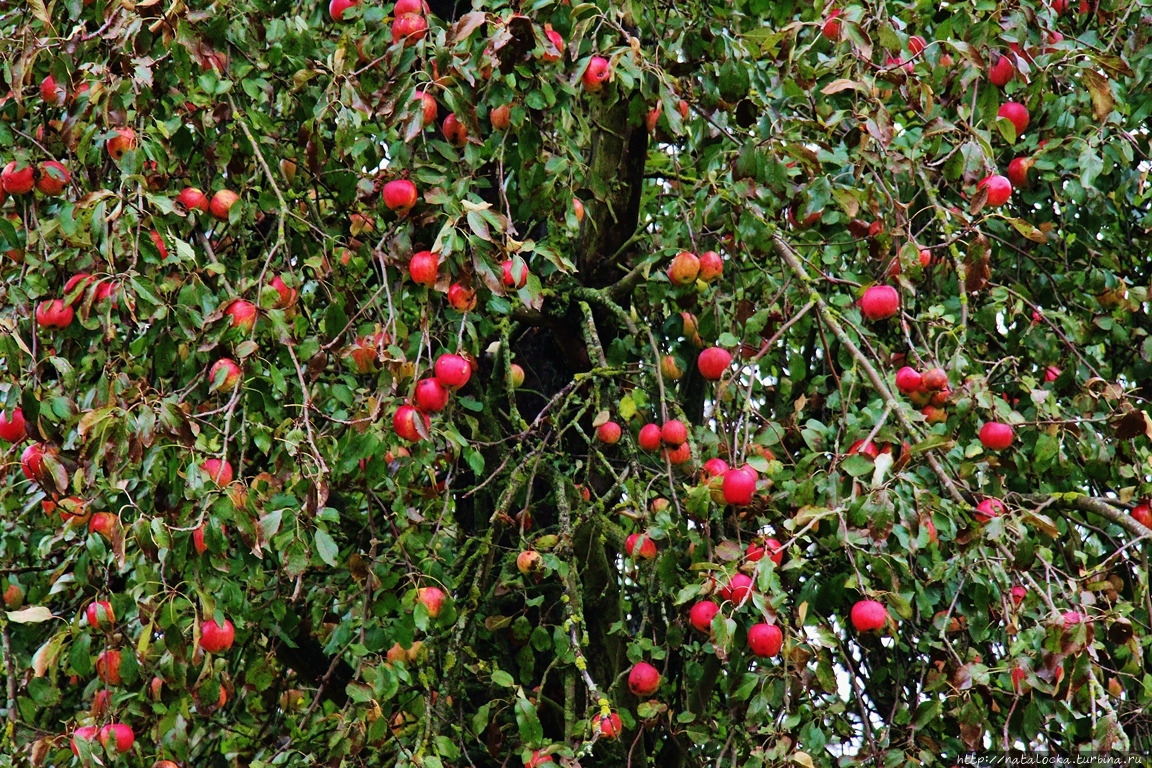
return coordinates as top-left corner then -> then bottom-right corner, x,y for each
848,439 -> 880,458
697,347 -> 732,380
209,359 -> 242,393
720,573 -> 753,606
35,299 -> 74,329
510,363 -> 525,389
978,174 -> 1012,207
414,377 -> 450,413
0,408 -> 27,443
975,497 -> 1006,523
417,586 -> 445,617
392,13 -> 427,45
447,283 -> 476,312
689,601 -> 719,632
36,160 -> 69,195
895,367 -> 922,394
748,623 -> 783,657
637,423 -> 662,452
201,458 -> 234,485
722,467 -> 756,506
1044,366 -> 1061,382
997,101 -> 1030,135
821,10 -> 841,41
502,259 -> 528,289
1,161 -> 34,195
40,74 -> 66,106
193,522 -> 225,555
20,443 -> 47,482
393,405 -> 430,442
71,725 -> 99,756
625,532 -> 657,560
908,35 -> 927,56
85,600 -> 115,629
490,104 -> 511,130
329,0 -> 357,21
988,53 -> 1015,87
408,251 -> 439,287
1130,501 -> 1151,528
176,186 -> 210,212
1010,585 -> 1027,605
224,299 -> 257,332
433,353 -> 471,391
596,421 -> 622,444
393,0 -> 426,13
1007,157 -> 1033,189
979,422 -> 1014,450
150,229 -> 169,259
701,457 -> 728,481
582,56 -> 611,92
516,550 -> 541,575
200,618 -> 235,652
383,179 -> 418,213
267,275 -> 296,309
667,251 -> 700,285
922,368 -> 948,391
96,649 -> 122,683
209,189 -> 240,220
596,711 -> 622,740
698,250 -> 723,282
541,26 -> 564,62
627,661 -> 661,696
850,599 -> 888,631
664,442 -> 691,464
106,127 -> 137,161
747,537 -> 784,566
660,420 -> 688,446
442,113 -> 467,146
860,285 -> 900,320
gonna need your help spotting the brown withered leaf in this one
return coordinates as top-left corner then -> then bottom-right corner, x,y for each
964,234 -> 991,293
1113,409 -> 1152,440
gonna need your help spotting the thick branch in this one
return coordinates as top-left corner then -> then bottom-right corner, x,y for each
1024,493 -> 1152,543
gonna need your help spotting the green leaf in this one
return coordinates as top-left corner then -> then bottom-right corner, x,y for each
314,529 -> 339,567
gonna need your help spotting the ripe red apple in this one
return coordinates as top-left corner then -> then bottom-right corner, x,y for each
393,405 -> 430,442
1007,157 -> 1033,189
628,661 -> 661,696
542,26 -> 564,62
447,283 -> 476,312
209,359 -> 242,393
821,10 -> 841,40
193,522 -> 225,555
94,280 -> 119,308
988,53 -> 1015,87
432,354 -> 470,391
747,537 -> 784,566
96,649 -> 122,683
36,160 -> 69,195
176,186 -> 210,212
106,127 -> 137,161
200,618 -> 235,653
625,532 -> 657,560
209,189 -> 240,220
596,421 -> 622,444
1130,501 -> 1151,528
392,13 -> 427,45
582,56 -> 611,92
667,251 -> 700,285
701,457 -> 728,481
86,600 -> 115,629
525,750 -> 555,768
1044,365 -> 1061,382
224,299 -> 257,332
748,623 -> 783,657
383,179 -> 418,213
697,251 -> 723,282
637,423 -> 662,452
442,113 -> 468,146
502,259 -> 529,289
393,0 -> 426,13
850,599 -> 888,631
408,250 -> 439,287
595,711 -> 623,740
35,299 -> 74,329
1,161 -> 34,194
516,550 -> 541,575
660,420 -> 688,446
921,368 -> 948,391
860,285 -> 900,320
490,104 -> 511,130
149,229 -> 169,259
997,101 -> 1030,136
895,367 -> 922,394
510,363 -> 525,389
720,574 -> 753,606
1062,610 -> 1086,628
722,467 -> 756,506
411,90 -> 438,128
201,458 -> 234,485
848,439 -> 880,458
329,0 -> 357,20
975,497 -> 1006,523
71,725 -> 99,756
697,347 -> 732,380
414,377 -> 450,413
267,275 -> 296,309
417,586 -> 445,617
99,722 -> 135,753
1010,585 -> 1027,605
979,421 -> 1014,450
1011,665 -> 1028,692
908,35 -> 927,55
20,443 -> 47,482
0,408 -> 27,443
978,174 -> 1012,207
689,601 -> 719,632
664,442 -> 691,465
40,74 -> 67,105
660,355 -> 684,381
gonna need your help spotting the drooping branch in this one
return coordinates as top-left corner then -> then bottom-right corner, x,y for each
1024,493 -> 1152,543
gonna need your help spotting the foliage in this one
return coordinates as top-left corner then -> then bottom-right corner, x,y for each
1,0 -> 1152,766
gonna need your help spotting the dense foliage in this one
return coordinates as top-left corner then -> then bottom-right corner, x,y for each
2,0 -> 1152,765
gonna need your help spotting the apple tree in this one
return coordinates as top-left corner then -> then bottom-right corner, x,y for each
2,0 -> 1152,765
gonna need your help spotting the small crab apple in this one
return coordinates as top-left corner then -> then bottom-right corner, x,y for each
225,299 -> 257,331
0,408 -> 27,443
908,35 -> 927,55
722,466 -> 757,506
35,299 -> 74,329
442,113 -> 467,146
721,574 -> 753,605
201,458 -> 234,485
329,0 -> 357,21
596,712 -> 623,740
978,175 -> 1012,207
447,283 -> 476,312
582,56 -> 611,92
860,285 -> 900,320
434,354 -> 472,390
412,90 -> 437,126
625,532 -> 657,560
821,10 -> 841,40
975,498 -> 1006,524
922,368 -> 948,391
988,53 -> 1015,87
1130,501 -> 1152,528
209,359 -> 242,393
393,405 -> 430,442
414,378 -> 450,413
36,161 -> 69,195
660,420 -> 688,447
106,127 -> 137,161
176,186 -> 210,212
997,101 -> 1030,135
667,251 -> 700,285
697,347 -> 732,380
98,723 -> 134,754
490,104 -> 511,130
383,179 -> 418,213
689,601 -> 720,632
637,423 -> 662,452
628,661 -> 661,696
979,422 -> 1015,451
748,623 -> 783,657
895,367 -> 922,394
1,162 -> 34,195
268,276 -> 296,309
698,250 -> 723,282
408,251 -> 439,287
96,649 -> 122,684
502,259 -> 529,289
392,12 -> 427,45
701,457 -> 729,481
1008,157 -> 1033,189
747,538 -> 784,566
85,600 -> 115,629
509,363 -> 525,389
209,189 -> 240,220
850,600 -> 888,631
664,442 -> 691,465
516,550 -> 541,575
200,618 -> 235,653
1011,586 -> 1028,605
596,421 -> 622,445
417,586 -> 446,617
